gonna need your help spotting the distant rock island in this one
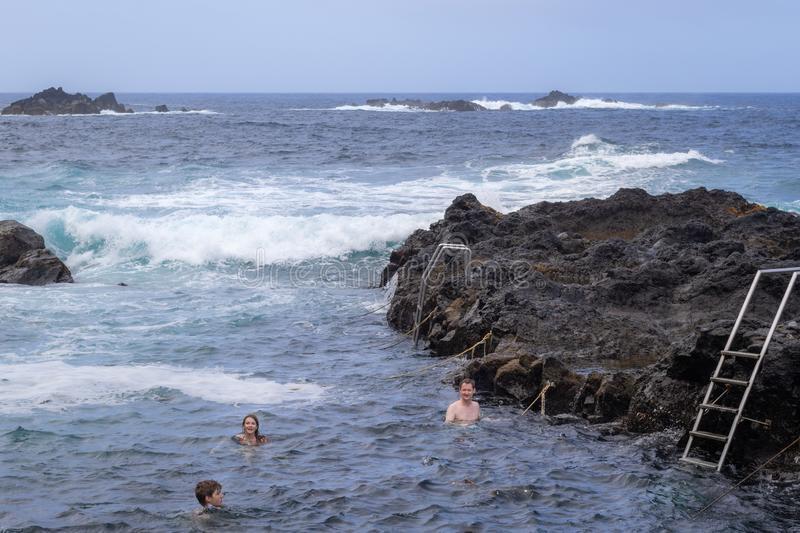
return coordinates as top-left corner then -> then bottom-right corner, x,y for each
1,87 -> 132,115
359,90 -> 582,111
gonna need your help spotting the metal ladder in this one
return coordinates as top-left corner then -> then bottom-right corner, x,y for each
413,243 -> 471,347
680,266 -> 800,471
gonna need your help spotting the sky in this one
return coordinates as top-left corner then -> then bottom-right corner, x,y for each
1,0 -> 799,93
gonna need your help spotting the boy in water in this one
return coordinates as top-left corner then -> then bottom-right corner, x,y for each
195,479 -> 224,513
445,378 -> 480,423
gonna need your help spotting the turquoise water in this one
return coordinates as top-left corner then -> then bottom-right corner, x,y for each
1,93 -> 800,531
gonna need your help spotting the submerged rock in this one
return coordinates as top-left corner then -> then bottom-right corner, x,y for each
383,188 -> 800,466
1,87 -> 132,115
0,221 -> 72,285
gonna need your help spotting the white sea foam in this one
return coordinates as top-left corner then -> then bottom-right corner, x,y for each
25,134 -> 722,270
471,98 -> 713,111
98,109 -> 219,115
571,133 -> 605,149
332,104 -> 430,112
0,361 -> 323,413
27,208 -> 434,267
470,98 -> 543,111
332,98 -> 712,112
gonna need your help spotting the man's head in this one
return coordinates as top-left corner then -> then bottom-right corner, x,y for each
459,378 -> 475,402
195,480 -> 223,507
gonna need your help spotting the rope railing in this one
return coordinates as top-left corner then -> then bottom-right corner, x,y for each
388,331 -> 493,379
520,380 -> 555,416
692,434 -> 800,519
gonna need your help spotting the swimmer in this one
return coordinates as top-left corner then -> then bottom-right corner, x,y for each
445,378 -> 480,423
233,413 -> 269,445
195,479 -> 224,512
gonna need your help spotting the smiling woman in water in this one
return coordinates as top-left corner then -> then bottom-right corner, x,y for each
233,413 -> 269,445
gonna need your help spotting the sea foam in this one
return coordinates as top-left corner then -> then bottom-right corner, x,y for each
0,361 -> 323,414
328,98 -> 714,112
28,207 -> 434,268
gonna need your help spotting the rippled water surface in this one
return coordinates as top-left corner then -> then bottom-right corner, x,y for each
2,93 -> 800,531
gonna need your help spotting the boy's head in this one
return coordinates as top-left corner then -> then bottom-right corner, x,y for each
195,480 -> 223,507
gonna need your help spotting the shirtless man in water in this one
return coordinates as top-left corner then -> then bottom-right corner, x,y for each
445,378 -> 480,423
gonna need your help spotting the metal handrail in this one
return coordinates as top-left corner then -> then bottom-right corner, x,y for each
413,243 -> 471,347
682,266 -> 800,471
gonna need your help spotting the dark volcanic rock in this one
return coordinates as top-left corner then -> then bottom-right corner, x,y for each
0,221 -> 72,285
1,87 -> 132,115
93,92 -> 130,113
532,90 -> 579,107
155,105 -> 169,112
384,188 -> 800,465
364,98 -> 486,112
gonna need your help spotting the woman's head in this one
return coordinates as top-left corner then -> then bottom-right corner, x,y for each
241,413 -> 266,443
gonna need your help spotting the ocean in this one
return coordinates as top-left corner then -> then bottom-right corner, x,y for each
1,93 -> 799,531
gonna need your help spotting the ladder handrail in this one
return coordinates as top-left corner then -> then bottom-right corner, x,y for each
682,266 -> 800,471
413,243 -> 471,347
717,271 -> 799,470
723,271 -> 762,352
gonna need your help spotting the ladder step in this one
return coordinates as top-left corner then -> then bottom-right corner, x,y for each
690,430 -> 728,442
710,377 -> 749,387
680,456 -> 719,469
700,403 -> 738,414
721,350 -> 760,360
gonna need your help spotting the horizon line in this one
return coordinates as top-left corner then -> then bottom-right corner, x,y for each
2,89 -> 800,95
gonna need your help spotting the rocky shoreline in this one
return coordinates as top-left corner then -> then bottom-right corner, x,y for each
383,188 -> 800,470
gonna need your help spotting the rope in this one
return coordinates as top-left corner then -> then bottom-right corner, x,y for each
520,381 -> 554,416
370,309 -> 436,351
691,434 -> 800,520
387,331 -> 493,379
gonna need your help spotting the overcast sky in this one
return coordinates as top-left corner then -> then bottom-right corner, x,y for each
1,0 -> 798,93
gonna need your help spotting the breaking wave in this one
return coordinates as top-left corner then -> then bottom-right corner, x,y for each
27,207 -> 433,269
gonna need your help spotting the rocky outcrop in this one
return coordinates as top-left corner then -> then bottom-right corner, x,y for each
1,87 -> 132,115
0,221 -> 72,285
155,105 -> 169,112
364,98 -> 486,112
383,188 -> 800,466
532,90 -> 579,107
358,91 -> 583,111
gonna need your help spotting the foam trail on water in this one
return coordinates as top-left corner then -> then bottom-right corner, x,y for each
332,104 -> 429,112
470,98 -> 715,111
0,361 -> 323,414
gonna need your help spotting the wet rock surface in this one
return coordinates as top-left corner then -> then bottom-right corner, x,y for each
383,188 -> 800,466
1,87 -> 132,115
0,221 -> 72,285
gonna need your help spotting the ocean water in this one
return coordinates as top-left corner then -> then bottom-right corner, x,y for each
1,93 -> 800,531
